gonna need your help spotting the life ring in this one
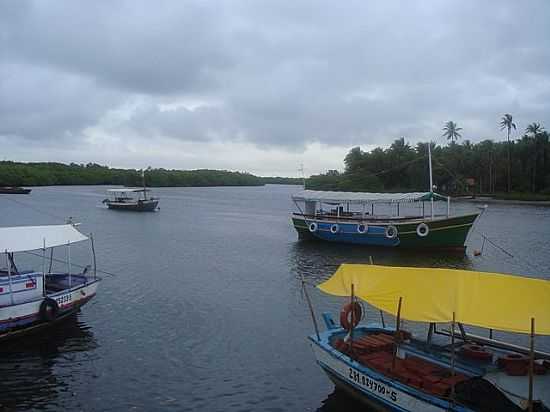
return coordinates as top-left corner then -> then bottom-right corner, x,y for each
385,225 -> 398,239
460,344 -> 492,361
339,302 -> 363,331
39,297 -> 59,322
330,224 -> 339,234
357,224 -> 368,234
308,222 -> 318,233
416,222 -> 429,237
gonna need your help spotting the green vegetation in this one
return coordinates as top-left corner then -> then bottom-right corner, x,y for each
307,120 -> 550,198
0,162 -> 300,187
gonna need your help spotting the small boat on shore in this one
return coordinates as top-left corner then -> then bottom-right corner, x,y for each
103,188 -> 159,211
0,224 -> 101,342
305,264 -> 550,411
0,186 -> 31,194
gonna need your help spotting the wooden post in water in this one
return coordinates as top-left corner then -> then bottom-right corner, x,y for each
528,317 -> 535,412
392,297 -> 403,370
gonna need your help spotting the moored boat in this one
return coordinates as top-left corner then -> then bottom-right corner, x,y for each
305,264 -> 550,411
0,186 -> 31,194
103,188 -> 159,211
0,224 -> 101,342
291,190 -> 480,250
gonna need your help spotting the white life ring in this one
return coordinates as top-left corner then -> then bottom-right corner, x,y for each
416,222 -> 429,237
357,224 -> 368,234
385,225 -> 398,239
330,224 -> 339,234
308,222 -> 318,233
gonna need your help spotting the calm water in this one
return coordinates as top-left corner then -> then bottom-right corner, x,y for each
0,185 -> 549,411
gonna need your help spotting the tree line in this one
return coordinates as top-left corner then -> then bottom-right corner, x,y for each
0,162 -> 301,187
308,117 -> 550,197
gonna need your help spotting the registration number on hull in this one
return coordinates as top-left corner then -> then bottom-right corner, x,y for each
55,293 -> 72,306
348,367 -> 398,402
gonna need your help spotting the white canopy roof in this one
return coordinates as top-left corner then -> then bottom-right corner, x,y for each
292,190 -> 447,204
107,188 -> 149,193
0,224 -> 88,253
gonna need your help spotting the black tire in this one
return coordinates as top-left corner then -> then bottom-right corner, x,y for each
39,298 -> 59,322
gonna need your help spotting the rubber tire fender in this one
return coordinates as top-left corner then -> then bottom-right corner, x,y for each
39,297 -> 59,322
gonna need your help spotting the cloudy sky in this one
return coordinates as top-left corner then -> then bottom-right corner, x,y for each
1,1 -> 549,176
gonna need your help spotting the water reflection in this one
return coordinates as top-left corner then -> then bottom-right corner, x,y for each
290,240 -> 473,284
0,314 -> 98,410
317,388 -> 368,411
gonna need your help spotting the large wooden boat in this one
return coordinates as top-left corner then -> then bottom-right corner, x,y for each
305,264 -> 550,411
0,186 -> 31,194
291,190 -> 480,249
292,146 -> 480,250
0,224 -> 101,342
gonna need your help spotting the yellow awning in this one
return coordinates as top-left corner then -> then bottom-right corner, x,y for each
318,264 -> 550,335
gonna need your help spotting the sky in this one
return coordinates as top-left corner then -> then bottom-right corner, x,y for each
1,1 -> 549,176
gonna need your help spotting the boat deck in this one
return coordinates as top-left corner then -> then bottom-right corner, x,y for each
327,328 -> 550,409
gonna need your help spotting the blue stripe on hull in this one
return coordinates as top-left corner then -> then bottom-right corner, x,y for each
311,222 -> 400,247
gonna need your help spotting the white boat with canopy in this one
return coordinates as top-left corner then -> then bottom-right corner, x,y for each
0,224 -> 101,341
304,264 -> 550,411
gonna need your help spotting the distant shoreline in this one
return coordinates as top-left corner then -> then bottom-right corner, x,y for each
454,196 -> 550,207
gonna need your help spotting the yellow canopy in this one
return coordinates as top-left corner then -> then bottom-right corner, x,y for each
318,264 -> 550,335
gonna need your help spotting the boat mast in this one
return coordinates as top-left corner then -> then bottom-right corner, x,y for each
299,163 -> 306,190
142,169 -> 148,200
428,143 -> 434,219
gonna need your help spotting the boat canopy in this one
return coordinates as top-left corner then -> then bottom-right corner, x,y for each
292,190 -> 448,204
318,264 -> 550,335
107,188 -> 150,193
0,224 -> 88,253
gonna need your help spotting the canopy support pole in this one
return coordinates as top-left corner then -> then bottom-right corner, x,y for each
397,203 -> 400,217
447,196 -> 451,218
90,233 -> 97,280
369,256 -> 386,328
42,239 -> 46,297
67,242 -> 72,289
371,204 -> 374,216
528,318 -> 535,412
451,312 -> 456,405
427,322 -> 435,346
428,143 -> 434,220
392,297 -> 403,370
5,251 -> 14,306
300,272 -> 320,341
350,283 -> 355,345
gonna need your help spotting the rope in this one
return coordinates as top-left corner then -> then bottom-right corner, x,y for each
23,250 -> 118,278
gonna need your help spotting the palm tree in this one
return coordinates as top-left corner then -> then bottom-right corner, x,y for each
525,123 -> 545,192
500,114 -> 516,192
526,122 -> 544,136
442,121 -> 462,143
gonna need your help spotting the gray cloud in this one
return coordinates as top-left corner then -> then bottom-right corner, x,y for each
1,0 -> 549,170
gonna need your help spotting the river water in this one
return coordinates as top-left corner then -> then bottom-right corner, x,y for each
0,185 -> 549,411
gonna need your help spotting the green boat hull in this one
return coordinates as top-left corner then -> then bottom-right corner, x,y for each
291,213 -> 480,250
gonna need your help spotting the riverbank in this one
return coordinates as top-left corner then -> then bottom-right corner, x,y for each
455,196 -> 550,206
0,161 -> 301,187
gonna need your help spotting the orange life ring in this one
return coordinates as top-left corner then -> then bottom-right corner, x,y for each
460,344 -> 492,362
339,302 -> 363,330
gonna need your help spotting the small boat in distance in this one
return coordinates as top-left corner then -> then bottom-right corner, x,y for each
304,264 -> 550,411
0,224 -> 101,342
0,186 -> 31,194
103,188 -> 159,211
